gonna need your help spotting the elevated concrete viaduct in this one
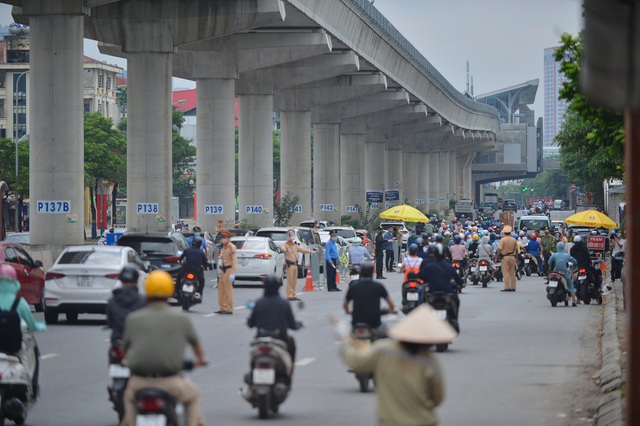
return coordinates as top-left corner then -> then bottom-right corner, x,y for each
6,0 -> 507,246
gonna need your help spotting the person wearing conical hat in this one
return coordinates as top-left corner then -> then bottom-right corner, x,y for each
337,305 -> 456,426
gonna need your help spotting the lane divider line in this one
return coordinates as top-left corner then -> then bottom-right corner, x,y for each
40,353 -> 59,360
295,357 -> 316,367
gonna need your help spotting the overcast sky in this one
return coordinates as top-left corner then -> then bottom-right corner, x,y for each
1,0 -> 582,120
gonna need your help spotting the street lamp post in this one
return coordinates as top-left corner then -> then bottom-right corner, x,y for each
14,71 -> 28,232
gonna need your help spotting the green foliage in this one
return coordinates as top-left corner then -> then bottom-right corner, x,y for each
171,110 -> 197,207
84,112 -> 127,188
553,32 -> 624,208
0,138 -> 29,197
520,170 -> 571,200
351,203 -> 381,235
273,192 -> 300,227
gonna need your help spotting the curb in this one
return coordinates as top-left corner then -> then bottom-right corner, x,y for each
595,280 -> 625,426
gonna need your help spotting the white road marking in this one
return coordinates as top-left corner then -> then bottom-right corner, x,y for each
40,353 -> 59,360
295,357 -> 316,367
204,305 -> 246,317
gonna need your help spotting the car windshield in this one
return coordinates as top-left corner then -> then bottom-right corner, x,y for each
233,240 -> 266,250
118,237 -> 176,255
255,231 -> 287,242
330,229 -> 356,239
58,250 -> 122,265
4,234 -> 29,244
520,219 -> 549,230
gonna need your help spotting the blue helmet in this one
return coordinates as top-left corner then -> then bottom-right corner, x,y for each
435,234 -> 444,243
453,235 -> 462,244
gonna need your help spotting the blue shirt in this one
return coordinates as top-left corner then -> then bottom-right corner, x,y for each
348,245 -> 372,264
527,240 -> 541,255
417,258 -> 462,294
325,239 -> 339,262
383,231 -> 394,250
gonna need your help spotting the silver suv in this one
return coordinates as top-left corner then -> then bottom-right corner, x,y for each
254,227 -> 319,278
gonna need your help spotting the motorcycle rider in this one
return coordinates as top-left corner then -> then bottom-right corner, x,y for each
343,262 -> 397,337
541,229 -> 556,274
122,270 -> 208,426
570,235 -> 600,293
434,234 -> 452,262
548,242 -> 579,307
526,233 -> 543,273
476,236 -> 496,277
417,245 -> 462,324
449,235 -> 468,278
106,265 -> 146,345
400,244 -> 423,283
348,236 -> 373,272
467,234 -> 480,257
178,237 -> 208,302
247,275 -> 302,379
0,264 -> 46,337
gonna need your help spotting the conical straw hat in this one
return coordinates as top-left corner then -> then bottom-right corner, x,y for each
387,304 -> 458,344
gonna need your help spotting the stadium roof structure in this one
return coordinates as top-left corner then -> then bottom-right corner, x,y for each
475,79 -> 539,123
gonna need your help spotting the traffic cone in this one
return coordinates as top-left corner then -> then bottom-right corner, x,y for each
304,266 -> 314,291
336,269 -> 341,285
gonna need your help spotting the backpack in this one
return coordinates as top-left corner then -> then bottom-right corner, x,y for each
0,298 -> 23,353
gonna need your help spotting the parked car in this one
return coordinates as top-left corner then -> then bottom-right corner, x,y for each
213,228 -> 256,246
255,227 -> 314,278
43,245 -> 150,324
379,221 -> 410,248
323,226 -> 358,245
0,242 -> 45,311
181,230 -> 217,270
116,231 -> 190,279
319,232 -> 350,262
224,236 -> 284,284
355,229 -> 374,253
299,220 -> 328,229
3,232 -> 30,245
98,228 -> 128,245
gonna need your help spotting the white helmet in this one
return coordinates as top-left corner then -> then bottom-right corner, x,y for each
574,235 -> 582,243
519,231 -> 525,237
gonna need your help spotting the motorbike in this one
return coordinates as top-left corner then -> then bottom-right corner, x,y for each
133,361 -> 195,426
546,270 -> 571,307
424,292 -> 459,352
107,342 -> 129,423
0,329 -> 40,426
350,322 -> 386,392
524,252 -> 543,277
494,261 -> 503,282
475,259 -> 492,288
178,272 -> 200,311
468,257 -> 479,285
401,279 -> 422,314
451,261 -> 466,288
576,267 -> 602,305
349,264 -> 360,281
242,300 -> 304,418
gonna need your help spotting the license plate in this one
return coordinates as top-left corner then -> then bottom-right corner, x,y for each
479,266 -> 488,271
578,275 -> 586,281
108,364 -> 130,378
455,269 -> 460,275
239,258 -> 248,266
434,310 -> 447,320
136,414 -> 167,426
161,264 -> 170,268
524,259 -> 530,264
77,276 -> 93,287
253,368 -> 275,385
407,292 -> 419,301
496,264 -> 501,268
182,284 -> 194,293
548,280 -> 558,288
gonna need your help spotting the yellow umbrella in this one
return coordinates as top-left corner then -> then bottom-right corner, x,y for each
564,209 -> 617,229
379,204 -> 429,223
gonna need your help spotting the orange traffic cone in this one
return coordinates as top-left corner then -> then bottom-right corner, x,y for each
336,269 -> 341,285
304,266 -> 314,291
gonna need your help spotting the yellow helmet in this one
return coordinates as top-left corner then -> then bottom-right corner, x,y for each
145,270 -> 174,299
472,234 -> 480,241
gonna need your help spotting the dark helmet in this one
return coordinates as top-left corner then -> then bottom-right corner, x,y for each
408,243 -> 418,255
263,275 -> 282,296
192,226 -> 202,233
192,237 -> 202,248
118,264 -> 140,283
360,261 -> 374,278
426,244 -> 441,257
415,237 -> 424,247
435,234 -> 443,243
453,235 -> 462,244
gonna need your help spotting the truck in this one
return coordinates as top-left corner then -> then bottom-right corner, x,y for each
483,192 -> 499,209
455,199 -> 475,220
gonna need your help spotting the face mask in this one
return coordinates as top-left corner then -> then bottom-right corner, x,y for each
331,237 -> 337,242
194,232 -> 200,237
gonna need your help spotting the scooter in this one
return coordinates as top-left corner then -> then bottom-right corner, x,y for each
178,272 -> 200,312
468,257 -> 479,284
0,329 -> 40,425
494,261 -> 503,282
242,332 -> 296,418
424,292 -> 459,352
107,342 -> 129,423
476,259 -> 492,288
401,278 -> 422,314
546,270 -> 571,307
524,253 -> 543,277
349,320 -> 387,392
133,361 -> 195,426
451,261 -> 466,286
576,267 -> 602,305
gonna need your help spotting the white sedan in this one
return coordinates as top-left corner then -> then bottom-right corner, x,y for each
225,236 -> 284,285
43,245 -> 149,324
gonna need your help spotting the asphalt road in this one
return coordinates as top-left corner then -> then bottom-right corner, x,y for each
25,268 -> 597,426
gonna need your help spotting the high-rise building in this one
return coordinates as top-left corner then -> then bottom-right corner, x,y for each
543,46 -> 569,147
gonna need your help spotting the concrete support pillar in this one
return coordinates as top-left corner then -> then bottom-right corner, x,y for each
126,53 -> 173,232
416,153 -> 429,212
238,95 -> 274,227
365,141 -> 386,212
29,9 -> 85,245
340,133 -> 365,219
402,151 -> 417,206
428,153 -> 441,211
313,123 -> 340,223
196,78 -> 236,230
280,110 -> 311,223
386,148 -> 403,206
440,152 -> 450,212
449,152 -> 459,200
